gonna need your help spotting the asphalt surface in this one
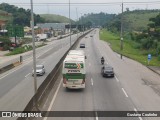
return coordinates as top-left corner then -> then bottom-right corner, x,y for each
44,29 -> 160,120
0,32 -> 86,115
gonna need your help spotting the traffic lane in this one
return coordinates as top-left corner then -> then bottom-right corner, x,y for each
87,33 -> 139,120
95,30 -> 160,111
0,32 -> 78,82
46,39 -> 95,120
88,35 -> 135,111
0,44 -> 70,112
0,41 -> 69,99
0,33 -> 78,69
0,32 -> 88,111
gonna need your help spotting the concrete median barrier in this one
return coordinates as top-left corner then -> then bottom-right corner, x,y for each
0,61 -> 22,74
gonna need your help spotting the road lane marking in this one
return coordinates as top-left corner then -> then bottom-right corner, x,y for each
43,79 -> 62,120
134,108 -> 143,120
25,73 -> 31,78
91,78 -> 93,86
122,88 -> 128,97
115,76 -> 119,82
95,111 -> 98,120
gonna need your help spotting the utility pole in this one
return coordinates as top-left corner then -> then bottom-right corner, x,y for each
76,8 -> 79,39
120,2 -> 123,59
81,13 -> 84,34
69,0 -> 71,47
30,0 -> 38,109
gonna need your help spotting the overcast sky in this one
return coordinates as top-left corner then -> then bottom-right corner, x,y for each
1,0 -> 160,20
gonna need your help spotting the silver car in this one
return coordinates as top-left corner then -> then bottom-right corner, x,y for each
32,65 -> 45,76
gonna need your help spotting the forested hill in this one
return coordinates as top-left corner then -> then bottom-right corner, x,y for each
0,3 -> 45,26
40,14 -> 74,23
106,9 -> 160,32
78,12 -> 115,27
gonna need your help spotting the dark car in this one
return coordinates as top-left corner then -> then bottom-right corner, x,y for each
101,65 -> 114,77
80,43 -> 85,48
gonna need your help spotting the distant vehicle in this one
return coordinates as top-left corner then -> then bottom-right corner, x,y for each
80,43 -> 85,48
101,65 -> 114,77
32,65 -> 45,76
36,34 -> 47,41
62,50 -> 86,89
90,35 -> 93,37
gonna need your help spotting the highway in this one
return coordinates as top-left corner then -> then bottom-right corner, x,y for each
0,32 -> 84,113
43,29 -> 160,120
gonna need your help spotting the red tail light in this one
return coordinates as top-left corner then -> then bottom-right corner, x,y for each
82,79 -> 85,84
63,77 -> 67,84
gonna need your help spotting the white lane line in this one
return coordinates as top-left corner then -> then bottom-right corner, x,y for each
43,79 -> 62,120
95,111 -> 98,120
115,76 -> 119,82
25,73 -> 31,78
122,88 -> 128,97
91,78 -> 93,86
134,108 -> 143,120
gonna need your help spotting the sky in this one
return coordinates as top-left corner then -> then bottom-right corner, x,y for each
1,0 -> 160,20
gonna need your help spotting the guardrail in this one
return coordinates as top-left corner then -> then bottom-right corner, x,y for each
17,30 -> 93,120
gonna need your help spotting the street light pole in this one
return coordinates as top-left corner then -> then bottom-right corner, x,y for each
120,2 -> 123,59
30,0 -> 38,109
69,0 -> 71,47
76,8 -> 78,39
81,13 -> 84,34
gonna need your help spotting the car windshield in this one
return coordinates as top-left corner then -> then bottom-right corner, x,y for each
36,66 -> 42,70
105,67 -> 113,71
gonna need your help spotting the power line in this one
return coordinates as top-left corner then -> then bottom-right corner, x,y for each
4,1 -> 160,5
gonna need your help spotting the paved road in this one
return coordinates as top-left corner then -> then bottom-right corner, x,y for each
0,32 -> 88,115
0,33 -> 81,68
44,29 -> 160,120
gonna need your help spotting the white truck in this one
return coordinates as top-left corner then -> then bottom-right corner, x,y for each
36,34 -> 47,41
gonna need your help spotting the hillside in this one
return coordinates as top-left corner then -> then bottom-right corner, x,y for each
123,10 -> 160,31
0,10 -> 12,21
78,12 -> 115,27
108,10 -> 160,32
40,14 -> 74,23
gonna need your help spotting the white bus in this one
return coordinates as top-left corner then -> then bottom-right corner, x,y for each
62,51 -> 86,89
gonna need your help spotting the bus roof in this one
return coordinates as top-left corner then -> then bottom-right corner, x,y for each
64,55 -> 85,63
68,50 -> 84,56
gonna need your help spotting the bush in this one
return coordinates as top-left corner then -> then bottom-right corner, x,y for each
3,44 -> 10,50
158,55 -> 160,61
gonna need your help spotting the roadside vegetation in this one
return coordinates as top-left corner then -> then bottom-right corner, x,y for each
98,9 -> 160,67
100,29 -> 160,66
6,43 -> 47,56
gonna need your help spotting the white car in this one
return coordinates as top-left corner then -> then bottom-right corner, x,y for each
32,65 -> 45,76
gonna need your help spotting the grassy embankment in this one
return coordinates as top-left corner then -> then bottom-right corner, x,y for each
99,29 -> 160,66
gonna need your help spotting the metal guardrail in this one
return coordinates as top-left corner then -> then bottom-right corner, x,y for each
17,30 -> 92,120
